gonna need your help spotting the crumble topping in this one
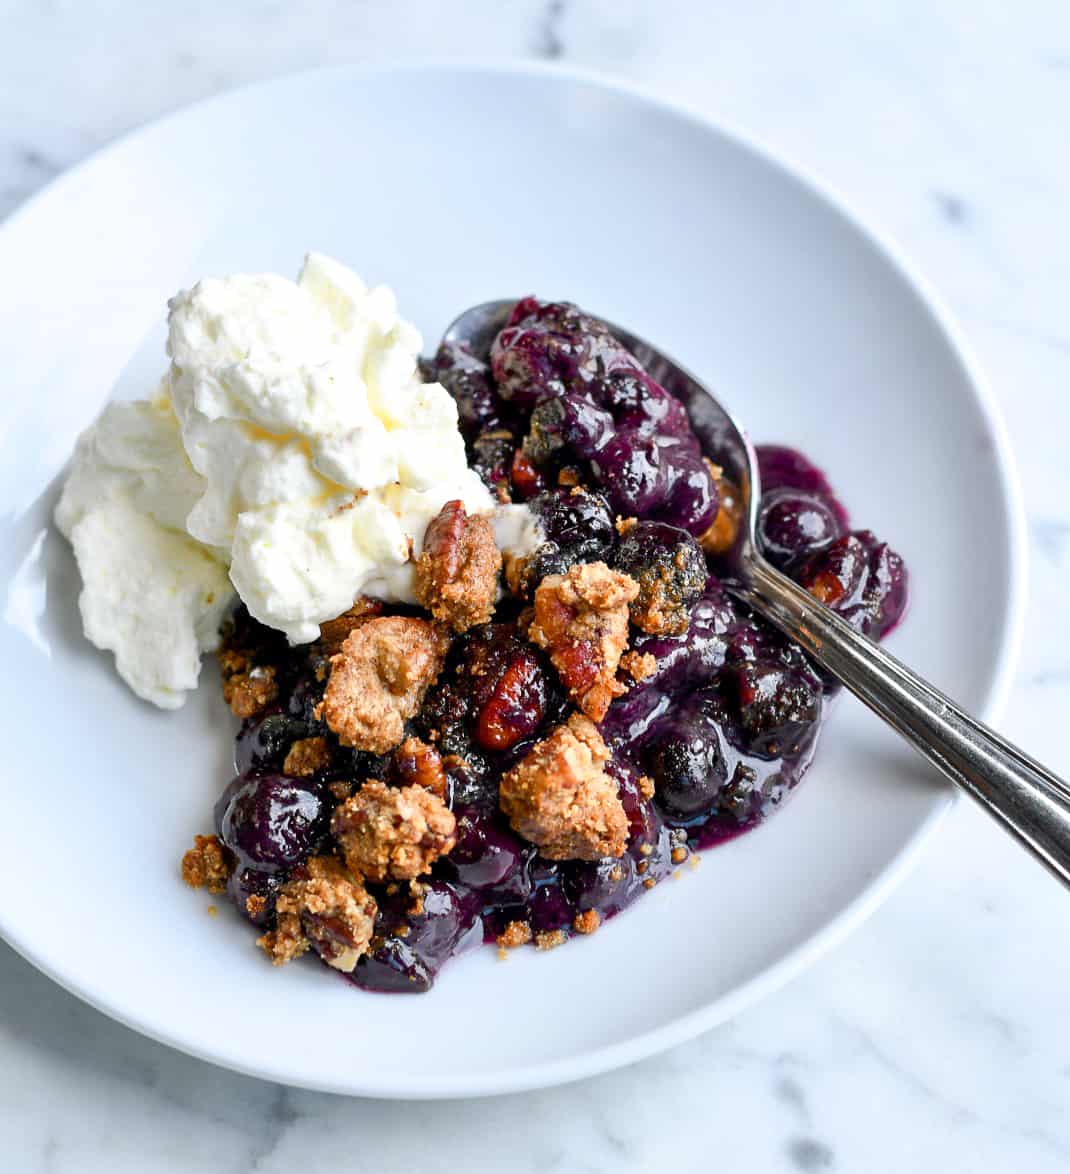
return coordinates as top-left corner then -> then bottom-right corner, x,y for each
572,909 -> 601,935
218,649 -> 278,719
331,780 -> 457,883
319,616 -> 448,754
391,736 -> 448,800
621,650 -> 657,682
499,713 -> 629,861
496,921 -> 533,953
257,856 -> 377,972
699,460 -> 744,555
535,929 -> 567,951
282,736 -> 332,778
414,500 -> 502,632
181,834 -> 233,894
316,597 -> 385,654
527,562 -> 639,722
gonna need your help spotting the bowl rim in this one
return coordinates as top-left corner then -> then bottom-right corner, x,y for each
0,58 -> 1029,1098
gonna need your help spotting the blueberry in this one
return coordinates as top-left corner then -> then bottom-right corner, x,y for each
524,393 -> 613,463
226,866 -> 281,926
234,713 -> 311,774
613,520 -> 707,635
432,340 -> 504,437
795,530 -> 908,639
470,429 -> 516,494
518,487 -> 616,591
214,773 -> 330,873
757,488 -> 842,569
627,580 -> 736,694
350,881 -> 483,994
727,662 -> 822,758
646,704 -> 729,819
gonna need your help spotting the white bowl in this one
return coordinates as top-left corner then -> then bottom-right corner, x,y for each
0,62 -> 1026,1097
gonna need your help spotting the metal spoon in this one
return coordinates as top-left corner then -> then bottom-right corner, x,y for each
445,300 -> 1070,887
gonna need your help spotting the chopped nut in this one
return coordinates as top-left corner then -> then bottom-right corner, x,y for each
573,909 -> 601,935
257,856 -> 377,972
319,616 -> 448,754
621,650 -> 657,682
499,713 -> 629,861
528,562 -> 639,721
332,781 -> 457,883
414,500 -> 502,632
282,736 -> 332,778
390,736 -> 448,799
181,834 -> 233,894
316,597 -> 385,654
534,929 -> 568,951
700,460 -> 744,555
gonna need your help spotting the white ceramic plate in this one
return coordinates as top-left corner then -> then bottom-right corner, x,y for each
0,62 -> 1025,1097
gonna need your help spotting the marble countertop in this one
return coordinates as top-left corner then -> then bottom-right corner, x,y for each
4,2 -> 1070,1170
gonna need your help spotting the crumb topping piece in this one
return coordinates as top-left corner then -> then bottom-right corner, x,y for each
282,736 -> 332,778
320,616 -> 448,754
699,460 -> 744,555
316,597 -> 385,654
332,780 -> 457,883
496,920 -> 533,952
181,834 -> 233,894
527,562 -> 639,722
415,500 -> 502,632
391,735 -> 449,800
257,856 -> 377,973
620,650 -> 657,682
218,649 -> 278,719
499,713 -> 629,861
573,909 -> 601,935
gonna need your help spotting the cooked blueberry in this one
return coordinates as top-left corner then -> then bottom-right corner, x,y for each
757,488 -> 842,568
214,773 -> 330,872
433,340 -> 504,437
524,393 -> 613,463
351,881 -> 483,994
226,866 -> 281,926
627,581 -> 736,694
591,434 -> 718,534
646,707 -> 729,819
613,520 -> 707,635
756,445 -> 848,526
234,713 -> 310,774
471,428 -> 516,494
516,487 -> 617,592
727,663 -> 822,758
795,530 -> 908,638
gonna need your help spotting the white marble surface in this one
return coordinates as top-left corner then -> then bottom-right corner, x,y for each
3,2 -> 1070,1169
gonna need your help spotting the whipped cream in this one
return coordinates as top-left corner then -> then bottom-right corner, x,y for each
56,254 -> 496,707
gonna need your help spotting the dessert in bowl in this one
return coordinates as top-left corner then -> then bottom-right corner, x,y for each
57,256 -> 907,993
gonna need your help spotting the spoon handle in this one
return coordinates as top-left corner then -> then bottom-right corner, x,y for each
739,557 -> 1070,886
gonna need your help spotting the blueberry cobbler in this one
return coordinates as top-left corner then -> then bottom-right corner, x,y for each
56,257 -> 906,993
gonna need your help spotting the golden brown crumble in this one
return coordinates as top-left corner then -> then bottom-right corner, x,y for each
245,893 -> 267,919
391,736 -> 448,800
534,929 -> 568,951
621,650 -> 657,682
638,774 -> 655,800
331,781 -> 457,883
671,845 -> 688,865
499,713 -> 629,861
414,500 -> 502,632
257,856 -> 377,972
181,834 -> 233,894
328,780 -> 353,801
497,920 -> 533,951
319,616 -> 448,754
557,466 -> 582,487
699,460 -> 744,556
615,516 -> 637,536
219,649 -> 278,719
316,597 -> 385,654
282,736 -> 332,778
572,909 -> 601,935
528,562 -> 639,722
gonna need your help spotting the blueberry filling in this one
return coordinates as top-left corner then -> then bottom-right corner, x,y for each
194,297 -> 908,992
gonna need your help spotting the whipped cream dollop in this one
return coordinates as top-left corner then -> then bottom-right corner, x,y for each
56,254 -> 495,708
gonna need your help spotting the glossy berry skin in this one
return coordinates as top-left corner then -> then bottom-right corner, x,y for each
234,712 -> 311,774
214,773 -> 330,873
757,488 -> 842,569
520,487 -> 617,589
727,662 -> 823,759
796,530 -> 908,639
432,341 -> 505,438
613,520 -> 707,634
645,698 -> 729,819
